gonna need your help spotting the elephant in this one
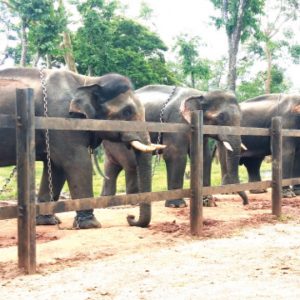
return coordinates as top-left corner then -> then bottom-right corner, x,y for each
219,93 -> 300,198
101,84 -> 248,207
0,67 -> 163,229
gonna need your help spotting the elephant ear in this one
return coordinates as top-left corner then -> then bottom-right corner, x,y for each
291,104 -> 300,114
179,94 -> 204,123
69,84 -> 102,119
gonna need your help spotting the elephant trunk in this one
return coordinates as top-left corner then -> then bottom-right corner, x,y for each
222,135 -> 249,205
127,134 -> 152,227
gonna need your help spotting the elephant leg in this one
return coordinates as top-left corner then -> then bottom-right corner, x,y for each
101,160 -> 123,196
61,148 -> 101,229
282,143 -> 296,198
243,157 -> 267,194
36,161 -> 66,225
202,138 -> 215,207
164,150 -> 187,208
292,147 -> 300,195
125,168 -> 139,194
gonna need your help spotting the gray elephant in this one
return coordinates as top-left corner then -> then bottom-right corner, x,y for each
219,93 -> 300,198
101,85 -> 248,206
0,67 -> 163,229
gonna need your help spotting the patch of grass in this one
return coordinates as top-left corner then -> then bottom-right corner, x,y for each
0,158 -> 272,201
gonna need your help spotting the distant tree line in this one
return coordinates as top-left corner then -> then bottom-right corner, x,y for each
0,0 -> 299,97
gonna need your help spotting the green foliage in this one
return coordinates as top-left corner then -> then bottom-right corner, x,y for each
73,0 -> 174,87
236,76 -> 265,101
27,1 -> 67,59
210,0 -> 265,41
269,65 -> 291,93
3,0 -> 67,65
290,44 -> 300,64
236,65 -> 291,101
173,34 -> 211,88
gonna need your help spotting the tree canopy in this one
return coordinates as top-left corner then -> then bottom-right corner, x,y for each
0,0 -> 299,95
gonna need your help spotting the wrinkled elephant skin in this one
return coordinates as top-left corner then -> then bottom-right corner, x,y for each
225,94 -> 300,198
0,67 -> 154,228
102,85 -> 248,207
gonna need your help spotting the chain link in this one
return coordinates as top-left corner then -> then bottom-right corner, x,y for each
0,166 -> 17,195
39,67 -> 54,202
152,86 -> 177,176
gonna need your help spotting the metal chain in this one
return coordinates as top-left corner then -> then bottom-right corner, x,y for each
39,67 -> 54,202
0,166 -> 17,195
152,86 -> 177,176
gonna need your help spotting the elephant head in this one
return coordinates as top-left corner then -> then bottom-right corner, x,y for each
180,90 -> 248,205
69,73 -> 163,226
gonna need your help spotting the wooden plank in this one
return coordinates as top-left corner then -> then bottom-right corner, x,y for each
35,117 -> 190,133
190,111 -> 203,236
0,189 -> 191,220
0,205 -> 18,219
281,129 -> 300,137
0,180 -> 280,220
271,117 -> 282,217
0,114 -> 15,128
16,88 -> 36,274
3,113 -> 300,138
203,125 -> 270,136
203,180 -> 272,195
282,177 -> 300,186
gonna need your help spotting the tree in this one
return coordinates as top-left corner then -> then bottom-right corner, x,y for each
248,0 -> 300,93
173,34 -> 211,88
236,64 -> 291,101
211,0 -> 265,91
73,0 -> 175,87
0,1 -> 17,64
1,0 -> 67,67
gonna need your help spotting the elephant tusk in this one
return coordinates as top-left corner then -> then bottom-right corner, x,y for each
151,143 -> 166,150
241,143 -> 248,151
130,141 -> 166,152
223,141 -> 233,152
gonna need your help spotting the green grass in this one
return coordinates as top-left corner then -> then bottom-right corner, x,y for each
0,158 -> 272,201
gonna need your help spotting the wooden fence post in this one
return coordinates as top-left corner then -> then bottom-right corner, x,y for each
271,116 -> 282,217
190,110 -> 203,235
16,88 -> 36,274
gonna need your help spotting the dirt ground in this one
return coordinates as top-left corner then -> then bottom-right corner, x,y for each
0,190 -> 300,299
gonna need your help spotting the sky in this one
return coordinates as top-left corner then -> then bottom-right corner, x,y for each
120,0 -> 227,60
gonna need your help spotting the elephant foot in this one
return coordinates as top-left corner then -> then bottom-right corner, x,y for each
165,199 -> 187,208
293,186 -> 300,196
282,187 -> 296,198
36,214 -> 61,225
203,195 -> 217,207
249,189 -> 268,194
73,215 -> 101,229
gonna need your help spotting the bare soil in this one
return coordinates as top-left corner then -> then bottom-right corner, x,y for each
0,191 -> 300,299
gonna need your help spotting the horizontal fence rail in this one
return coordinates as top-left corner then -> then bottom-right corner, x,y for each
2,113 -> 300,137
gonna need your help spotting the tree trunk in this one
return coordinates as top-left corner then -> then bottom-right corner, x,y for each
62,31 -> 78,73
191,71 -> 195,88
224,0 -> 248,92
265,42 -> 272,94
20,20 -> 27,67
46,54 -> 52,69
227,36 -> 238,91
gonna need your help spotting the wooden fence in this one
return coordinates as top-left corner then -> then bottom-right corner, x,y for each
1,88 -> 300,274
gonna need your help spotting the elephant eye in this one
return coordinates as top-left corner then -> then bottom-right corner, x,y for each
122,105 -> 134,118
